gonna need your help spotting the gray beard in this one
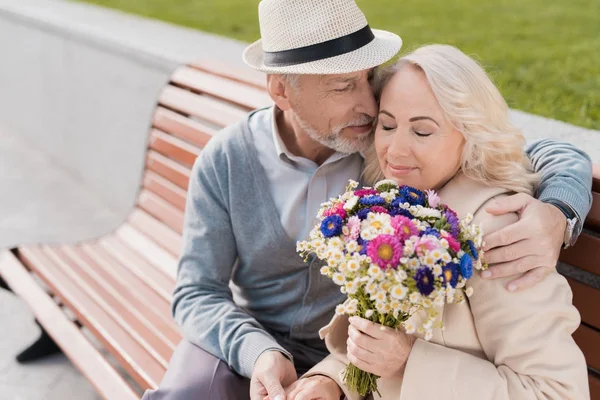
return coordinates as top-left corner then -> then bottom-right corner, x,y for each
296,114 -> 374,154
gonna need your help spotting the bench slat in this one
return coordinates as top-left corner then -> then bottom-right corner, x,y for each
567,278 -> 600,329
159,85 -> 246,128
138,189 -> 185,235
146,150 -> 190,190
592,168 -> 600,192
143,171 -> 187,212
43,246 -> 174,369
573,324 -> 600,372
171,66 -> 271,110
153,107 -> 216,149
189,60 -> 267,90
116,224 -> 178,279
149,129 -> 200,168
560,233 -> 600,276
18,246 -> 166,390
75,243 -> 179,342
127,209 -> 182,256
98,235 -> 175,302
0,251 -> 139,400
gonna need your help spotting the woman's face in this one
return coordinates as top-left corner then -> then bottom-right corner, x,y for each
375,65 -> 465,191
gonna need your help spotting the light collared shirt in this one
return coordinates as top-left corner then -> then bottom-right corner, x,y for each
249,106 -> 364,242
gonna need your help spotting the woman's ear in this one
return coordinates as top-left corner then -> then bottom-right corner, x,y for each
267,75 -> 292,111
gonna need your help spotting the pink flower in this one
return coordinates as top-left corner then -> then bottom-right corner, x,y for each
370,206 -> 389,214
346,216 -> 361,241
323,203 -> 347,220
442,231 -> 461,252
367,235 -> 402,269
426,189 -> 441,208
415,236 -> 439,256
354,189 -> 379,197
391,216 -> 419,242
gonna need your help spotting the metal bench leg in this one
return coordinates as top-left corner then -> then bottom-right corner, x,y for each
16,319 -> 63,363
0,274 -> 12,292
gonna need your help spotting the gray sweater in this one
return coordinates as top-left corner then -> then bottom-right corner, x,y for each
172,113 -> 593,379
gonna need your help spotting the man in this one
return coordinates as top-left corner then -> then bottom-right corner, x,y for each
143,0 -> 593,399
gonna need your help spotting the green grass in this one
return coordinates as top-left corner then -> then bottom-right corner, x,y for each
75,0 -> 600,130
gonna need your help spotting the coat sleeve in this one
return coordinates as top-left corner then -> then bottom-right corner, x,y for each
399,197 -> 590,400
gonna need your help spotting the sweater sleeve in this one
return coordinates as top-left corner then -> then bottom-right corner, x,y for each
171,144 -> 292,379
526,139 -> 593,241
399,197 -> 590,400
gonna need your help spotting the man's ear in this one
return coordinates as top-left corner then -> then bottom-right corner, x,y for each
267,75 -> 292,111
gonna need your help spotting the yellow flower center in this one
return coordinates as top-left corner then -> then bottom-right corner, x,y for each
328,222 -> 335,230
444,270 -> 452,281
371,221 -> 382,230
403,226 -> 410,234
378,244 -> 393,260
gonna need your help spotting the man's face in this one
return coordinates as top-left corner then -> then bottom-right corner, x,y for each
287,69 -> 378,154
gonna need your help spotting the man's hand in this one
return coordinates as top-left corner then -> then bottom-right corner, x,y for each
346,317 -> 415,378
283,375 -> 342,400
251,351 -> 297,400
482,193 -> 566,292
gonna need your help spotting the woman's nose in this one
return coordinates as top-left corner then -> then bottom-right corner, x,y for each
388,131 -> 413,158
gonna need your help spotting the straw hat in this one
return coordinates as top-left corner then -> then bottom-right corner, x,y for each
243,0 -> 402,74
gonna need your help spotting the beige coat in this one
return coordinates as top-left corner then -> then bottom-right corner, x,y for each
303,173 -> 590,400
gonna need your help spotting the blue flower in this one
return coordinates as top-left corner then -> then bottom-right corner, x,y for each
414,267 -> 435,296
467,240 -> 478,260
389,208 -> 413,218
390,197 -> 406,208
320,215 -> 343,238
423,227 -> 441,238
356,208 -> 371,220
460,254 -> 473,279
442,262 -> 459,288
359,195 -> 386,207
400,186 -> 426,206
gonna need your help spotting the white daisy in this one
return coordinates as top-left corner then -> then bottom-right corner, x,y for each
466,286 -> 474,297
344,195 -> 359,210
424,330 -> 434,341
332,273 -> 345,285
391,285 -> 408,300
335,304 -> 346,315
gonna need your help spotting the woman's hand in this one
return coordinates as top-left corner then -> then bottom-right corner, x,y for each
282,375 -> 343,400
346,316 -> 416,378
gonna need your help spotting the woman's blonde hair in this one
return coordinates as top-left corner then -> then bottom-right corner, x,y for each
362,44 -> 538,195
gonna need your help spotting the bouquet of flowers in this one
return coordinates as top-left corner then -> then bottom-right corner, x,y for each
297,179 -> 487,397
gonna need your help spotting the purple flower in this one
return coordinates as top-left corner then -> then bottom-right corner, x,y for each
460,254 -> 473,279
357,237 -> 369,255
444,207 -> 460,237
320,215 -> 343,238
415,267 -> 435,296
426,189 -> 441,208
356,208 -> 371,220
389,207 -> 412,218
442,263 -> 459,288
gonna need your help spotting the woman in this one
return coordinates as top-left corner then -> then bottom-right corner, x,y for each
286,45 -> 589,400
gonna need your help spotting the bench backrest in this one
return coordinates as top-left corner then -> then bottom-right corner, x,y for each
131,61 -> 272,257
559,168 -> 600,398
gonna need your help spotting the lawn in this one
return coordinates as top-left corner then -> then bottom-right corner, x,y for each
74,0 -> 600,130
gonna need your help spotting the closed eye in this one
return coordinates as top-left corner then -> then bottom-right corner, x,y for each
414,131 -> 433,137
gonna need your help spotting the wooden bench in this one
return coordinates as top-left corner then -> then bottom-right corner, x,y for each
0,60 -> 272,399
0,59 -> 598,398
559,165 -> 600,400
